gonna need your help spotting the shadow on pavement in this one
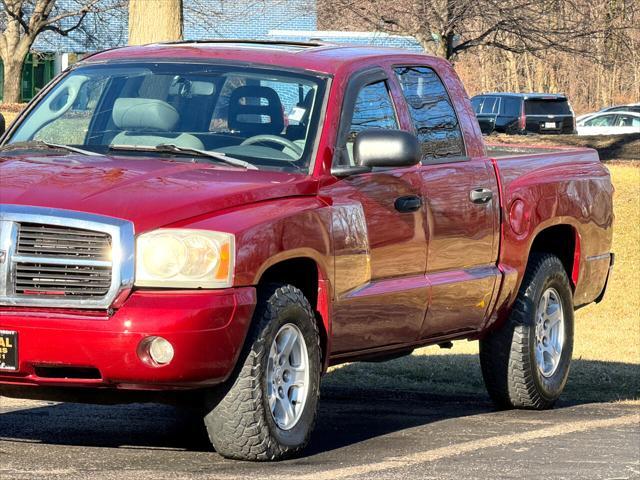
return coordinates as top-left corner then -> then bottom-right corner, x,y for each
1,355 -> 638,455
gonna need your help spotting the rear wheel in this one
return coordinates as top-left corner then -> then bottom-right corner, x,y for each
204,284 -> 321,460
480,254 -> 574,409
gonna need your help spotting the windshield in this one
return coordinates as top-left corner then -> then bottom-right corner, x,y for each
7,62 -> 327,173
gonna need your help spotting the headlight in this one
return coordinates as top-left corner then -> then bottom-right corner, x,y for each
135,229 -> 234,288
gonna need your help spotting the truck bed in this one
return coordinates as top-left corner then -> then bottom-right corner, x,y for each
490,145 -> 612,309
486,143 -> 575,158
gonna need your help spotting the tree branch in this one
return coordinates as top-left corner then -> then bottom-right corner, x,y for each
2,0 -> 32,34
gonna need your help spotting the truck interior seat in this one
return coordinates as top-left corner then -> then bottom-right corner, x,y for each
110,98 -> 205,149
228,86 -> 285,136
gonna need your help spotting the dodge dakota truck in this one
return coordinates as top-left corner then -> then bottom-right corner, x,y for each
0,40 -> 614,461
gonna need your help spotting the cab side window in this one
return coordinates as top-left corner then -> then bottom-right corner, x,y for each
475,96 -> 500,115
584,115 -> 616,127
617,115 -> 640,127
503,98 -> 522,117
344,80 -> 398,166
33,77 -> 109,145
394,66 -> 465,162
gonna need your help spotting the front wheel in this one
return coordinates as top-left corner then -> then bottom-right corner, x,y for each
480,254 -> 574,409
204,284 -> 321,460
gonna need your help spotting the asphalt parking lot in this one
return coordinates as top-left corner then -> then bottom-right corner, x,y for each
1,384 -> 638,480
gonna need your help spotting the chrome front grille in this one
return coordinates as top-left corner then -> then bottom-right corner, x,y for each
17,223 -> 112,260
15,263 -> 112,297
0,205 -> 135,309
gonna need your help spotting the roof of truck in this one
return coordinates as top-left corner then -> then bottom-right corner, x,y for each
82,39 -> 437,75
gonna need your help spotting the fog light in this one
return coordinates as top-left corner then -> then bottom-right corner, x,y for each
141,336 -> 174,366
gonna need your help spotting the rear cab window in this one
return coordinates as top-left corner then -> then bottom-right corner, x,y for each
394,66 -> 465,162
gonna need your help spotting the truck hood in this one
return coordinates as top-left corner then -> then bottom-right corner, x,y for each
0,153 -> 318,232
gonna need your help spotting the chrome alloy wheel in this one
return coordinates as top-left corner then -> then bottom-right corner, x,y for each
267,323 -> 310,430
535,287 -> 565,377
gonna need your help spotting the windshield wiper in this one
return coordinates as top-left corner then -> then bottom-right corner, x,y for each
109,144 -> 258,170
0,140 -> 102,156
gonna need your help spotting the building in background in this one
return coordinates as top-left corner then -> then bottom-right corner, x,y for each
0,0 -> 425,102
267,30 -> 421,50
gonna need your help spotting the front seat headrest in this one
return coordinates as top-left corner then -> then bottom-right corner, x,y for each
113,98 -> 179,131
228,86 -> 284,135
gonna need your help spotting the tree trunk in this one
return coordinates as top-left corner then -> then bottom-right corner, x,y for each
128,0 -> 184,45
444,33 -> 457,61
2,57 -> 24,103
0,13 -> 30,104
443,0 -> 456,61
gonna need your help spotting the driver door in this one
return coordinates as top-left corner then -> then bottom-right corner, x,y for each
320,69 -> 428,354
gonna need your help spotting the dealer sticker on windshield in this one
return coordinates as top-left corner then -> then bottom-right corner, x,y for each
288,106 -> 307,123
0,330 -> 18,371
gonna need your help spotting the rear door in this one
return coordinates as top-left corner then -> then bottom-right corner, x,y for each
393,66 -> 500,338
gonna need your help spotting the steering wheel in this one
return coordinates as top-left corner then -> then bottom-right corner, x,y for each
240,135 -> 303,157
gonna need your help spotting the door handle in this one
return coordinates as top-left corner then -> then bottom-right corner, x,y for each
395,194 -> 423,213
469,188 -> 493,204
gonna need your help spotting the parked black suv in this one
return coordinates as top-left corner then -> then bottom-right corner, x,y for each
471,93 -> 576,135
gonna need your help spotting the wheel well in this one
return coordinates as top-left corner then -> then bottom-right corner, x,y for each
528,225 -> 579,287
258,258 -> 328,362
259,258 -> 318,307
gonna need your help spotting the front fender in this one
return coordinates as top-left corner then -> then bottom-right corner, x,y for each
170,196 -> 333,287
173,196 -> 334,370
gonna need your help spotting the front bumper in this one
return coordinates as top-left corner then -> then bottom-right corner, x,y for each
0,287 -> 256,391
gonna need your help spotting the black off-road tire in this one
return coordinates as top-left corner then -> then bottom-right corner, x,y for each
204,284 -> 321,461
480,253 -> 574,409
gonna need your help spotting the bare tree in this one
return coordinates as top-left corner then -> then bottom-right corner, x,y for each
319,0 -> 637,62
128,0 -> 182,46
450,0 -> 639,112
0,0 -> 122,103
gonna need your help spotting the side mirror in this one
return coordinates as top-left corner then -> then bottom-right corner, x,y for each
354,129 -> 421,169
0,112 -> 5,137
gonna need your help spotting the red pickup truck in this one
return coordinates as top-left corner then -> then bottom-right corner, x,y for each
0,40 -> 614,461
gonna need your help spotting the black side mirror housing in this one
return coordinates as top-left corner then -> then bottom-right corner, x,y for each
0,112 -> 5,137
354,129 -> 421,169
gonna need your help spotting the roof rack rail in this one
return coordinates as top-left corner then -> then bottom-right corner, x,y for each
156,38 -> 335,48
